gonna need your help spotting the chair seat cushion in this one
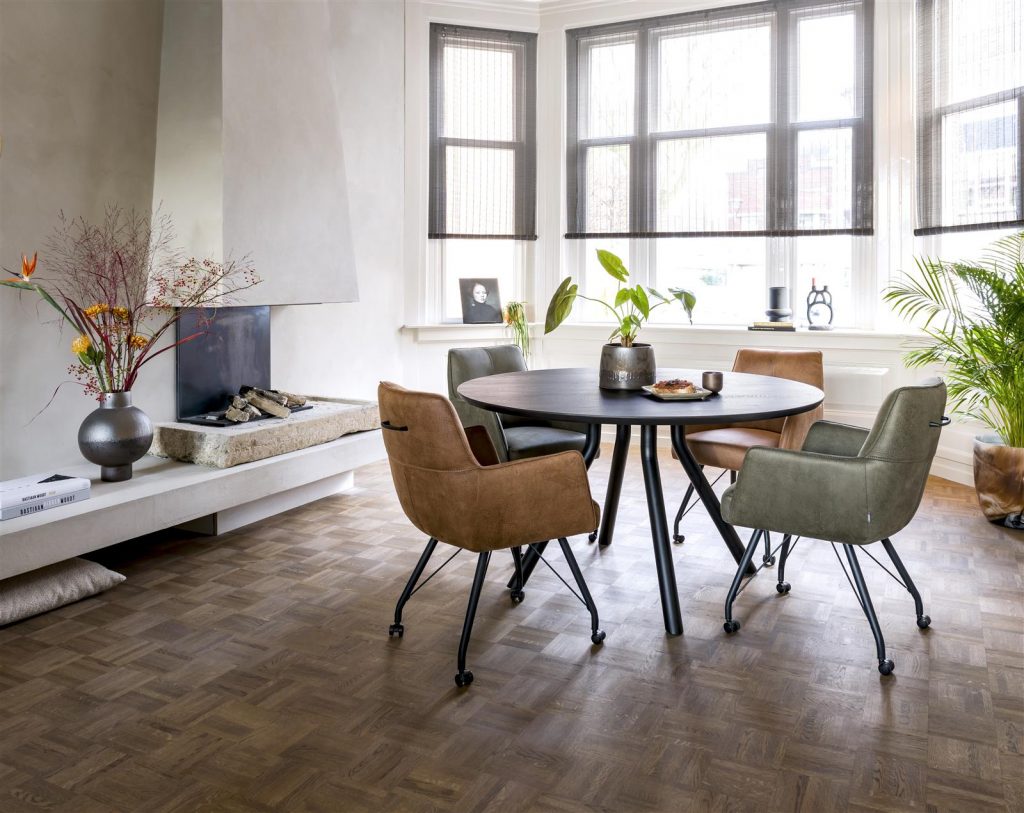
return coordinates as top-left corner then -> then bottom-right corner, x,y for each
506,426 -> 587,460
686,427 -> 781,471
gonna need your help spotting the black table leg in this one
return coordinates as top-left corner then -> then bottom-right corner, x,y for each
670,425 -> 753,574
510,422 -> 603,591
594,424 -> 631,547
640,424 -> 683,635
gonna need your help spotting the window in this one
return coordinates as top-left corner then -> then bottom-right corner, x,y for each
566,0 -> 873,239
429,24 -> 537,321
916,0 -> 1023,234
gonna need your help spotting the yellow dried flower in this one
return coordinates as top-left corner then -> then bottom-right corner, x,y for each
129,334 -> 148,349
112,306 -> 130,321
71,335 -> 91,355
84,303 -> 110,318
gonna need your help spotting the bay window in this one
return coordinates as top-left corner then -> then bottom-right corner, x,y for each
566,0 -> 872,327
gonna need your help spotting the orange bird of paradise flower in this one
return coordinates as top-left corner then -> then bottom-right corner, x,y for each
19,252 -> 37,281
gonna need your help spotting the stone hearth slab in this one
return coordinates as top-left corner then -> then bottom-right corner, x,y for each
151,398 -> 379,468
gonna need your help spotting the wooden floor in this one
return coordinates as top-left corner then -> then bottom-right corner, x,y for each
0,447 -> 1021,812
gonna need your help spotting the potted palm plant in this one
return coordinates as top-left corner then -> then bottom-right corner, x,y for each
885,232 -> 1024,529
545,249 -> 696,390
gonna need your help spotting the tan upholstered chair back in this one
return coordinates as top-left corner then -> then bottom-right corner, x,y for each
732,348 -> 825,448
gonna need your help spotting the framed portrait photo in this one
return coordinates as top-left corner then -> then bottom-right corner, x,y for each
459,278 -> 503,324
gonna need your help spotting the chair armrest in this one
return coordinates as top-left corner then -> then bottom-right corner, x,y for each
802,421 -> 869,457
721,447 -> 874,544
472,451 -> 599,548
464,425 -> 500,466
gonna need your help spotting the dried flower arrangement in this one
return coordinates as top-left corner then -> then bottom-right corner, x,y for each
3,207 -> 260,398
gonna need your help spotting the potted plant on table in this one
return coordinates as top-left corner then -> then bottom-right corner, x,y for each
884,232 -> 1024,529
544,249 -> 696,390
3,207 -> 260,481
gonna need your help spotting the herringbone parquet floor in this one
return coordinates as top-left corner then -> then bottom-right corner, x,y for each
0,448 -> 1021,812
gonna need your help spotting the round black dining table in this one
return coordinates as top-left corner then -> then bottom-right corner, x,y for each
458,367 -> 825,636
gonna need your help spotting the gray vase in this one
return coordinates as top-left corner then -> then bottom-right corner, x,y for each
78,392 -> 154,482
599,343 -> 656,390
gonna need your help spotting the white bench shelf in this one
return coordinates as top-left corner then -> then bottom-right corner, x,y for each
0,429 -> 384,580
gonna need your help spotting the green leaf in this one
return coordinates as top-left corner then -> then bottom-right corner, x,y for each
631,285 -> 650,319
596,249 -> 629,283
614,288 -> 632,309
668,287 -> 697,324
544,277 -> 578,333
646,286 -> 669,303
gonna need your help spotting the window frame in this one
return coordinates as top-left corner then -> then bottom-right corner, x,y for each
565,0 -> 874,240
915,0 -> 1024,235
428,23 -> 538,241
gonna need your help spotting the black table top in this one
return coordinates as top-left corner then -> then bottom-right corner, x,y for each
458,368 -> 824,426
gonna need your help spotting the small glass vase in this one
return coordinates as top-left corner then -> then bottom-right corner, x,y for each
77,391 -> 154,482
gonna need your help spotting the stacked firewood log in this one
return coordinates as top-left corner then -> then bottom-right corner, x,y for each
224,388 -> 307,422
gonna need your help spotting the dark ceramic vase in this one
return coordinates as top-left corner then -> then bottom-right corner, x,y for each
78,392 -> 153,482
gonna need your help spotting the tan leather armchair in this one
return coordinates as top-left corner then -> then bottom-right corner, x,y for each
379,381 -> 605,688
672,348 -> 824,565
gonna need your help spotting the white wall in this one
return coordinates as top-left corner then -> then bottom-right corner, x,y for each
271,0 -> 406,401
0,0 -> 168,479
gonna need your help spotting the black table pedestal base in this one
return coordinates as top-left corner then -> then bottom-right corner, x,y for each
640,424 -> 684,635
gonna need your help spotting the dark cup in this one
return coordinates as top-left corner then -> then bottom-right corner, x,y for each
702,371 -> 724,393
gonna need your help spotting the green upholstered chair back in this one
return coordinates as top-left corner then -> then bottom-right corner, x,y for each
448,346 -> 527,462
859,378 -> 947,539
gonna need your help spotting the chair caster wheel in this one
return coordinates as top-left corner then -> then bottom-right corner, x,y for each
454,670 -> 474,687
591,630 -> 606,645
588,531 -> 598,543
388,623 -> 404,638
762,555 -> 776,566
673,534 -> 685,544
776,581 -> 791,594
916,615 -> 931,629
723,620 -> 740,634
878,659 -> 895,676
510,589 -> 525,604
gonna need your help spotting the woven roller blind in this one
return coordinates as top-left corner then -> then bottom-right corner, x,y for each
566,0 -> 873,239
916,0 -> 1024,235
429,24 -> 537,240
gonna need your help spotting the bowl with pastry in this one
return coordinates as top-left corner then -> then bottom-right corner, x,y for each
641,378 -> 714,401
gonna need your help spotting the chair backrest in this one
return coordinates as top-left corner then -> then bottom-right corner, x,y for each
378,381 -> 481,539
732,348 -> 825,447
447,346 -> 527,461
859,377 -> 947,538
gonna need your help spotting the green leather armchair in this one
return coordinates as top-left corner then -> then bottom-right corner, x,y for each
719,378 -> 948,675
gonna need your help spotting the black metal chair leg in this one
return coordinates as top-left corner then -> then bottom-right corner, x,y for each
880,538 -> 931,629
389,537 -> 438,637
844,545 -> 894,675
762,529 -> 776,566
510,546 -> 525,604
672,480 -> 697,544
730,470 -> 737,484
776,534 -> 792,593
557,537 -> 606,644
508,539 -> 548,590
723,530 -> 762,633
455,551 -> 491,688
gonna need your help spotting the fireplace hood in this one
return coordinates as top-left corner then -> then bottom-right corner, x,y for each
151,0 -> 358,306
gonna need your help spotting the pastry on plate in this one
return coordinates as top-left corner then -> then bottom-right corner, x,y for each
651,378 -> 696,395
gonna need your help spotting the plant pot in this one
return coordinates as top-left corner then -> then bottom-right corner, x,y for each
78,392 -> 154,482
973,434 -> 1024,529
599,343 -> 656,391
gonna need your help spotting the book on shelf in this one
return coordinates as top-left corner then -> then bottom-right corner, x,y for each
1,473 -> 91,521
747,322 -> 796,332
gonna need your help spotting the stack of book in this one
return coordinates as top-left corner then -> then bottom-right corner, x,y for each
747,321 -> 796,332
1,473 -> 91,521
